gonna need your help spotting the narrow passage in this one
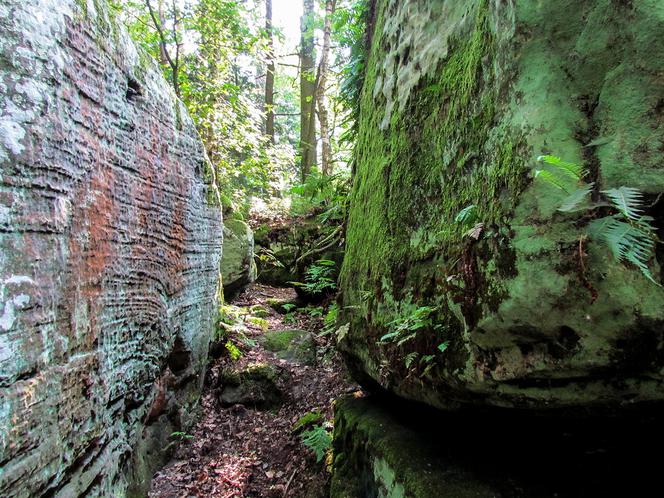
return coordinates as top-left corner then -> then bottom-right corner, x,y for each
149,284 -> 356,498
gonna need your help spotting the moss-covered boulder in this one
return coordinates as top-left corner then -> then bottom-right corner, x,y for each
255,215 -> 344,296
221,218 -> 257,297
332,396 -> 664,497
219,362 -> 287,408
339,0 -> 664,411
261,329 -> 317,365
331,396 -> 500,497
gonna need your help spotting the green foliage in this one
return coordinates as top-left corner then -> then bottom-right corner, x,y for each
379,306 -> 437,345
294,259 -> 338,296
333,0 -> 369,144
170,431 -> 194,441
225,340 -> 242,361
455,204 -> 478,225
290,170 -> 351,222
300,425 -> 332,462
292,410 -> 324,433
535,155 -> 660,284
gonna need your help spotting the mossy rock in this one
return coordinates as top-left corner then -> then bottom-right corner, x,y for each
219,363 -> 287,408
339,0 -> 664,411
260,329 -> 316,365
266,297 -> 302,314
331,396 -> 499,498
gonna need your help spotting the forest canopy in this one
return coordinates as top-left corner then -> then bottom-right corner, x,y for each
111,0 -> 367,218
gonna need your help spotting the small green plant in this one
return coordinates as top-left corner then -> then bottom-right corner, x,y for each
379,306 -> 438,346
225,340 -> 242,361
282,303 -> 298,312
535,155 -> 660,285
300,424 -> 332,462
293,259 -> 338,296
319,303 -> 339,336
170,431 -> 194,441
292,410 -> 324,433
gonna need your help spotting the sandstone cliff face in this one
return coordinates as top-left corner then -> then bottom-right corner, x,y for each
0,1 -> 222,496
340,0 -> 664,410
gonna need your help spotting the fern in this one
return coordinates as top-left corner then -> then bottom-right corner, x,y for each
602,187 -> 644,221
589,217 -> 659,284
536,155 -> 583,180
404,351 -> 419,368
558,184 -> 594,212
535,155 -> 660,285
300,425 -> 332,462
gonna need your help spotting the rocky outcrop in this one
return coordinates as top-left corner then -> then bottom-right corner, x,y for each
255,214 -> 343,298
340,0 -> 664,411
0,1 -> 222,496
331,395 -> 664,497
221,218 -> 256,297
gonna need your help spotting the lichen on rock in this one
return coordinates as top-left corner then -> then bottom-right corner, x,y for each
0,0 -> 222,496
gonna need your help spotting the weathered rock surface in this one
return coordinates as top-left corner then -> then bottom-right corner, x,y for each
221,218 -> 257,297
340,0 -> 664,411
0,1 -> 222,496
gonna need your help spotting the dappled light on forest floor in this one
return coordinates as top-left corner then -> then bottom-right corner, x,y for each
149,285 -> 357,498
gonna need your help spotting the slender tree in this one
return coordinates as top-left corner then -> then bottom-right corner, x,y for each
299,0 -> 317,181
264,0 -> 275,143
144,0 -> 182,96
316,0 -> 337,176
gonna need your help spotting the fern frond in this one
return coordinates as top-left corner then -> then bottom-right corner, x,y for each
537,155 -> 583,181
404,351 -> 419,368
602,187 -> 644,221
558,184 -> 594,212
301,425 -> 332,462
534,169 -> 572,192
589,217 -> 659,285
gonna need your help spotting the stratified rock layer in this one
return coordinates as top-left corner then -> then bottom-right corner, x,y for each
0,1 -> 222,496
340,0 -> 664,410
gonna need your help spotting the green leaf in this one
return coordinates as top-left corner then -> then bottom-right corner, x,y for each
455,204 -> 477,225
300,425 -> 332,462
437,341 -> 450,353
558,183 -> 594,212
602,187 -> 644,221
404,352 -> 419,368
589,216 -> 659,285
534,169 -> 571,193
536,155 -> 583,180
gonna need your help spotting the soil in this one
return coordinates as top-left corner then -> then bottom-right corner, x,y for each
149,284 -> 357,498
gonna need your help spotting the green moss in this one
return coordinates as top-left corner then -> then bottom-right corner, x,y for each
340,0 -> 529,354
261,329 -> 306,352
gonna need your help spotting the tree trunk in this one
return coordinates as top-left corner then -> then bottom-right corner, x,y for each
265,0 -> 275,143
316,0 -> 336,176
299,0 -> 316,182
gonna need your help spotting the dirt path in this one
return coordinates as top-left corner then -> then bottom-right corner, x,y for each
149,284 -> 356,498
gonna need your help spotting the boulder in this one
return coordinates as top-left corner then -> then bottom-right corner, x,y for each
219,362 -> 287,408
0,1 -> 222,496
261,328 -> 317,365
221,218 -> 257,297
331,395 -> 664,497
340,0 -> 664,411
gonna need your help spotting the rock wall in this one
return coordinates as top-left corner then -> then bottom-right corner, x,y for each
340,0 -> 664,410
0,1 -> 222,496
